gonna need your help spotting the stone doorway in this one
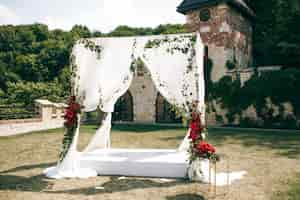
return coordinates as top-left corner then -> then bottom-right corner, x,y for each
155,93 -> 181,124
113,91 -> 134,122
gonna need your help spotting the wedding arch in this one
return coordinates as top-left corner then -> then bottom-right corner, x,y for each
44,32 -> 205,179
44,33 -> 246,185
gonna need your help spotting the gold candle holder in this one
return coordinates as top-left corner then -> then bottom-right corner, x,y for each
208,155 -> 230,199
208,159 -> 217,197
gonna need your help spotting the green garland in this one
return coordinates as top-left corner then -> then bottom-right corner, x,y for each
58,96 -> 82,162
78,39 -> 103,60
58,116 -> 79,162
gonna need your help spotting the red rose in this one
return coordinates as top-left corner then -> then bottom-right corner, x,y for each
189,116 -> 203,142
64,96 -> 81,128
191,112 -> 201,122
190,112 -> 202,131
69,103 -> 81,112
189,130 -> 198,141
197,141 -> 216,154
64,110 -> 75,119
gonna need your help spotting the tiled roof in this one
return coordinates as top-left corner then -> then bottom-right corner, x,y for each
177,0 -> 255,19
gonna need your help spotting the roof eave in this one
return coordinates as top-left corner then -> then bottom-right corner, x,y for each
177,0 -> 220,14
177,0 -> 255,20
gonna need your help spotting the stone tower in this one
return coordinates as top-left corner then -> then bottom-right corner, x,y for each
177,0 -> 255,82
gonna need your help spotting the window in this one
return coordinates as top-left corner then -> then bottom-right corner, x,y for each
199,9 -> 211,22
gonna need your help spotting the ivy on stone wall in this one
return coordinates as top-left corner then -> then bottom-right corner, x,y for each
208,68 -> 300,129
225,60 -> 236,70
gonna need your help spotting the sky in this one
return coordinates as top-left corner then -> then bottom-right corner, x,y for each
0,0 -> 186,33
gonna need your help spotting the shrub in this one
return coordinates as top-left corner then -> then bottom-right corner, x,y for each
6,81 -> 66,106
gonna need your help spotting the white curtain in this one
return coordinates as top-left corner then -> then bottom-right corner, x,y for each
44,33 -> 206,179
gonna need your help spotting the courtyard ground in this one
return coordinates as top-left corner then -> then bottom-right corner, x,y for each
0,124 -> 300,200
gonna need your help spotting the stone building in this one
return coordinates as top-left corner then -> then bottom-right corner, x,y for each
177,0 -> 255,82
113,60 -> 180,124
112,0 -> 255,124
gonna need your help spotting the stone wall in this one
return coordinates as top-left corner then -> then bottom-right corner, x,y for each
186,3 -> 253,82
129,65 -> 157,123
182,2 -> 257,126
0,99 -> 66,136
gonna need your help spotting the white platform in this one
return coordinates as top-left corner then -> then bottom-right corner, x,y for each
79,149 -> 189,178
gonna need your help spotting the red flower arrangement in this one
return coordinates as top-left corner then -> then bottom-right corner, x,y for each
189,112 -> 203,142
197,141 -> 216,157
59,96 -> 82,162
188,110 -> 220,163
64,96 -> 81,128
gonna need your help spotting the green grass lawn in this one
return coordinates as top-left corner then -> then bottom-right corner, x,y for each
0,124 -> 300,200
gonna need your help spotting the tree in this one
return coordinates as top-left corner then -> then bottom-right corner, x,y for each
108,25 -> 137,37
71,25 -> 92,39
31,23 -> 49,42
153,24 -> 187,35
249,0 -> 300,67
93,31 -> 102,37
0,26 -> 16,51
0,60 -> 20,91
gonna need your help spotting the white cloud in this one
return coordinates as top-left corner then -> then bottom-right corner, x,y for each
0,4 -> 20,25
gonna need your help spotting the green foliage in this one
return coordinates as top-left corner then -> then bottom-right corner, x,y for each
0,105 -> 38,120
215,115 -> 224,123
78,39 -> 103,59
5,81 -> 65,106
225,60 -> 236,70
144,39 -> 162,49
248,0 -> 300,67
107,24 -> 187,37
108,26 -> 140,37
56,67 -> 71,97
59,119 -> 78,162
0,60 -> 20,90
152,24 -> 188,35
71,25 -> 91,39
0,24 -> 73,93
58,98 -> 81,162
92,31 -> 102,37
0,89 -> 4,97
0,23 -> 189,112
210,69 -> 300,129
0,12 -> 299,125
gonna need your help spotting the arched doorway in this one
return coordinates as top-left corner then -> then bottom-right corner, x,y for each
156,93 -> 181,124
113,91 -> 134,122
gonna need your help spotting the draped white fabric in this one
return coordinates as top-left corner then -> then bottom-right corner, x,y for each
74,37 -> 135,113
45,33 -> 204,178
44,33 -> 246,185
44,115 -> 98,179
188,158 -> 247,186
74,33 -> 205,156
84,112 -> 112,152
